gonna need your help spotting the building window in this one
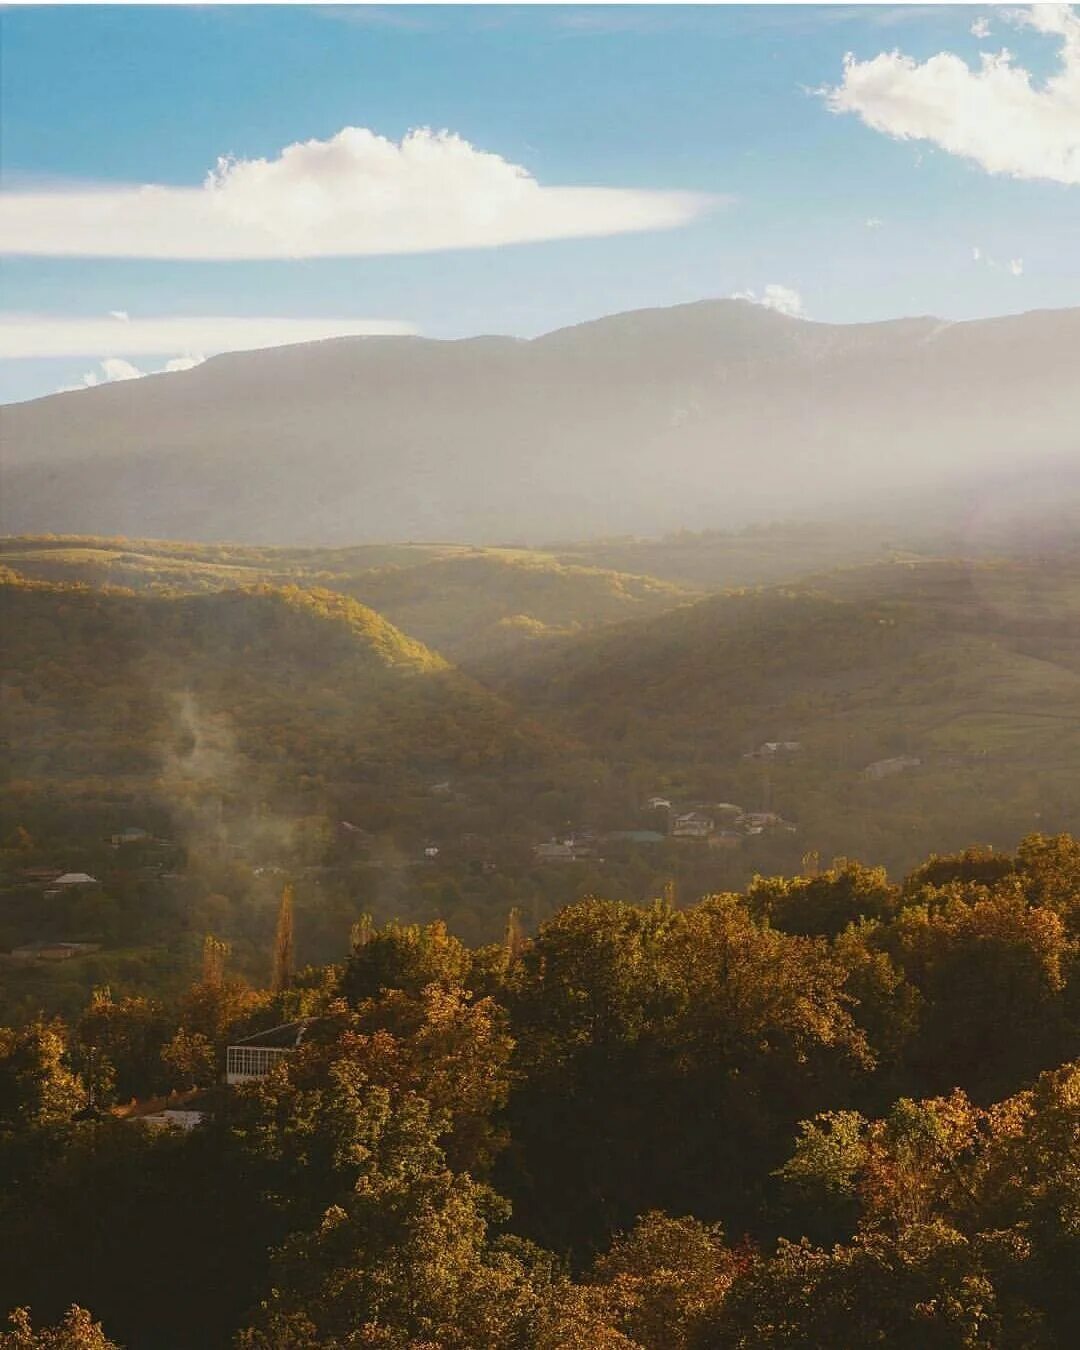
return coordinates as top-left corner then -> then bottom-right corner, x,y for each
226,1045 -> 290,1082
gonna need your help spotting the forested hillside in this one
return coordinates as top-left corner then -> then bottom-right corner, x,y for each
0,573 -> 549,786
4,549 -> 1080,1025
482,556 -> 1080,869
0,572 -> 567,1010
1,834 -> 1078,1347
0,538 -> 697,659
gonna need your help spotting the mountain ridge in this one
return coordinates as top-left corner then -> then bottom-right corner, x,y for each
3,299 -> 1077,544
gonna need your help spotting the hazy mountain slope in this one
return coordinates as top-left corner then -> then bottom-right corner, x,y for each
551,521 -> 903,588
3,301 -> 1076,544
486,556 -> 1080,747
336,554 -> 696,658
477,555 -> 1080,867
0,537 -> 536,590
0,575 -> 551,799
0,537 -> 697,658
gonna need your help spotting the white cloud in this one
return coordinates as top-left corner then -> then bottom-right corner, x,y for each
865,216 -> 885,228
732,283 -> 806,317
822,4 -> 1080,185
971,17 -> 992,40
98,358 -> 143,382
972,244 -> 1026,275
108,310 -> 130,322
62,354 -> 205,393
0,313 -> 417,359
0,125 -> 718,259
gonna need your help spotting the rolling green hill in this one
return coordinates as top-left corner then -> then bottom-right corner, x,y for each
0,536 -> 698,659
479,555 -> 1080,871
337,553 -> 695,658
5,549 -> 1080,1008
0,573 -> 551,804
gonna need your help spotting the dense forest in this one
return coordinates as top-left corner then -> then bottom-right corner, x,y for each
1,832 -> 1079,1346
2,533 -> 1080,1344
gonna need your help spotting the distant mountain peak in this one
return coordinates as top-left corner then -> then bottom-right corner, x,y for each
2,301 -> 1075,547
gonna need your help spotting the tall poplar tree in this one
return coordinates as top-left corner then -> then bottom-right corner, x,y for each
272,884 -> 295,994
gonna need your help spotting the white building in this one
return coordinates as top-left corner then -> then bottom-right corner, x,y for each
671,812 -> 714,839
226,1020 -> 312,1084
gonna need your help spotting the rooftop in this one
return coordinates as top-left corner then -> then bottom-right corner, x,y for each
229,1019 -> 314,1050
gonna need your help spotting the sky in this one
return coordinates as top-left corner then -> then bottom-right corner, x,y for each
1,2 -> 1077,403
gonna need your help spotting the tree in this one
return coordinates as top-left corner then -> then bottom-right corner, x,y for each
883,881 -> 1071,1099
0,1307 -> 119,1350
201,934 -> 230,988
501,895 -> 870,1255
711,1224 -> 1017,1349
747,860 -> 899,939
75,990 -> 172,1104
341,920 -> 472,1005
0,1021 -> 84,1132
160,1028 -> 217,1091
236,1091 -> 545,1349
503,907 -> 527,967
733,1061 -> 1080,1347
586,1211 -> 735,1349
272,884 -> 295,995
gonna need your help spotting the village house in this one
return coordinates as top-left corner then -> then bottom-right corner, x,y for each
226,1019 -> 313,1084
11,941 -> 102,962
646,796 -> 673,812
533,835 -> 602,864
118,1090 -> 212,1132
44,872 -> 99,897
743,741 -> 803,760
735,812 -> 797,836
736,812 -> 779,835
671,811 -> 715,839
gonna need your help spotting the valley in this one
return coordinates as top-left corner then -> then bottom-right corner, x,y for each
3,533 -> 1079,1022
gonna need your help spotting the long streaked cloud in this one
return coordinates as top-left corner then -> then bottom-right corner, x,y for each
0,313 -> 417,359
0,126 -> 717,259
822,3 -> 1080,185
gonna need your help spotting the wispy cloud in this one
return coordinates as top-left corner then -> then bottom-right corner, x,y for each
732,284 -> 806,318
61,354 -> 205,393
317,5 -> 436,32
0,313 -> 417,360
972,245 -> 1026,276
0,125 -> 719,259
821,3 -> 1080,185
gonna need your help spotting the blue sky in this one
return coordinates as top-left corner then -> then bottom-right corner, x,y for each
1,3 -> 1077,402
